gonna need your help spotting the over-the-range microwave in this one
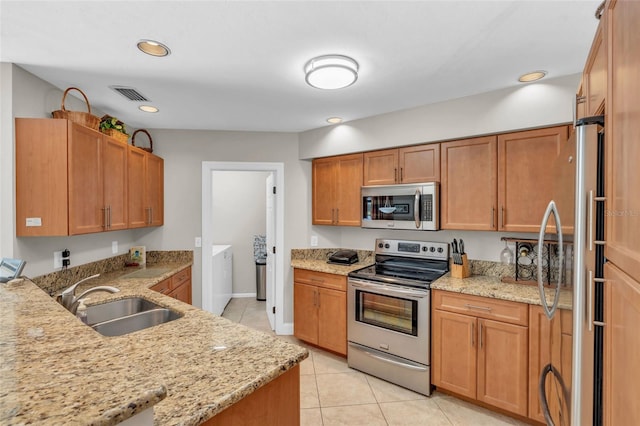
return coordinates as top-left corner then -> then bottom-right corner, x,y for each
361,182 -> 439,231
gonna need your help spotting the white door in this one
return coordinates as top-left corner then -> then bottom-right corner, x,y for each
265,173 -> 276,330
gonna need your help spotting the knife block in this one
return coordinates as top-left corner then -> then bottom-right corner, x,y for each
450,254 -> 471,279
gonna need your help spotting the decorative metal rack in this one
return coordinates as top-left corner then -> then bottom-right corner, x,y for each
501,237 -> 573,286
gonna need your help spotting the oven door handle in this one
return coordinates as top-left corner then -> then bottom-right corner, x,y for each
349,279 -> 428,298
349,343 -> 428,371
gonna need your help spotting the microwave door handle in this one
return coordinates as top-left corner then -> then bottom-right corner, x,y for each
537,201 -> 563,320
414,188 -> 421,229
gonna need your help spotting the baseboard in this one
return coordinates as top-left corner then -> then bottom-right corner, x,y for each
232,292 -> 257,298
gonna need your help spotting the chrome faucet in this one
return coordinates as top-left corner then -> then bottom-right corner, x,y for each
57,274 -> 120,315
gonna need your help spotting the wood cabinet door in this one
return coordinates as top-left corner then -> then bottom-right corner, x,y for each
146,153 -> 164,226
431,309 -> 477,398
15,118 -> 69,236
127,147 -> 147,228
68,123 -> 104,235
312,157 -> 337,225
497,126 -> 569,233
440,136 -> 497,230
171,281 -> 192,305
604,262 -> 640,426
399,144 -> 440,183
317,287 -> 347,355
335,153 -> 363,226
363,148 -> 398,185
584,19 -> 607,116
293,282 -> 319,345
102,136 -> 128,231
476,318 -> 528,416
605,0 -> 640,283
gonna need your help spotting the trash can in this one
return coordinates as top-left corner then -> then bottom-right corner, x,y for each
256,259 -> 267,301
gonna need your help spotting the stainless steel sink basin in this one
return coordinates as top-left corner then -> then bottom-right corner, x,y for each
91,308 -> 182,337
86,297 -> 163,325
83,297 -> 183,337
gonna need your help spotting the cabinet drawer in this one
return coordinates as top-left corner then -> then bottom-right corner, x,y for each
151,278 -> 171,294
433,290 -> 528,326
294,268 -> 346,291
172,267 -> 191,288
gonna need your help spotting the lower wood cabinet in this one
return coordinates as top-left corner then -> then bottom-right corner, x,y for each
432,290 -> 529,417
293,268 -> 347,355
150,267 -> 192,305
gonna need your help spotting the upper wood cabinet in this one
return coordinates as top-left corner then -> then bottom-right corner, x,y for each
312,153 -> 363,226
440,136 -> 497,230
605,0 -> 640,282
497,125 -> 570,233
127,146 -> 164,228
16,118 -> 128,236
584,16 -> 607,117
363,144 -> 440,185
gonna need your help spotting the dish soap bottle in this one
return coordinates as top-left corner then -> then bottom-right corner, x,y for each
76,299 -> 88,324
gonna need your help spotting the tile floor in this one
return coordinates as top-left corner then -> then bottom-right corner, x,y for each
222,297 -> 529,426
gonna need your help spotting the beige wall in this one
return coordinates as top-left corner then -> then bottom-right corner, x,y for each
211,170 -> 270,295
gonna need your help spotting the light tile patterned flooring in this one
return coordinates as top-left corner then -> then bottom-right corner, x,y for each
222,298 -> 528,426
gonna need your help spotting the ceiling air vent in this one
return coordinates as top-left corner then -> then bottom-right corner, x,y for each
110,86 -> 149,102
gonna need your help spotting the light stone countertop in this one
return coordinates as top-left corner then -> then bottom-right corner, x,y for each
432,273 -> 573,310
1,262 -> 308,426
290,248 -> 374,276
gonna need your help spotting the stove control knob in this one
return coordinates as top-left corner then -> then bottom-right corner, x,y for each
437,247 -> 444,253
430,246 -> 436,252
384,243 -> 390,249
378,243 -> 384,248
422,246 -> 428,252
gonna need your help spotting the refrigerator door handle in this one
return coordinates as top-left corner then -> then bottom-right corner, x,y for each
539,363 -> 569,426
537,200 -> 563,320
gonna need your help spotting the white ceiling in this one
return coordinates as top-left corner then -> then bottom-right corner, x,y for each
1,0 -> 601,133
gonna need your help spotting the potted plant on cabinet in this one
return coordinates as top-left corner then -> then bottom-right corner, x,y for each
99,115 -> 129,143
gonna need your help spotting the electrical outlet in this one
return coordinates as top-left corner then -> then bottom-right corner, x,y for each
54,251 -> 63,269
112,241 -> 118,254
310,235 -> 318,247
195,237 -> 202,248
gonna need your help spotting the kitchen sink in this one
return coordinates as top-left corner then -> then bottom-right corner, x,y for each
85,297 -> 163,325
91,308 -> 182,337
83,296 -> 183,337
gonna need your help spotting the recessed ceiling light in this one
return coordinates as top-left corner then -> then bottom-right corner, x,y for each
305,55 -> 359,90
518,71 -> 547,83
327,117 -> 343,124
137,39 -> 171,57
139,105 -> 159,113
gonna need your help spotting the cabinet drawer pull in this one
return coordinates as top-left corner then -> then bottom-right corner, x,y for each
464,303 -> 492,312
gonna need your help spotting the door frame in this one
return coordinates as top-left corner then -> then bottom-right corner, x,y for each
202,161 -> 286,334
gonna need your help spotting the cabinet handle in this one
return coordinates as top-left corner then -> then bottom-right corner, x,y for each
501,206 -> 505,228
108,205 -> 112,229
573,93 -> 586,127
394,168 -> 398,183
471,323 -> 475,347
400,167 -> 403,182
464,303 -> 492,312
479,322 -> 484,348
491,207 -> 495,228
317,291 -> 321,308
102,207 -> 108,229
150,207 -> 153,224
336,208 -> 339,224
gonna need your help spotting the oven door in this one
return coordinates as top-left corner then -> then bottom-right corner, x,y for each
347,278 -> 429,365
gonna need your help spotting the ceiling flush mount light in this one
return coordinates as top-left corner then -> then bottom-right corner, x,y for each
327,117 -> 343,124
305,55 -> 359,90
137,39 -> 171,57
139,105 -> 159,113
518,70 -> 547,83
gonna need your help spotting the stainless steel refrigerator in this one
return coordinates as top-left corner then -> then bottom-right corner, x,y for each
537,115 -> 604,426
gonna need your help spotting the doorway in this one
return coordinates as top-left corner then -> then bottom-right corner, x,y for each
201,161 -> 285,334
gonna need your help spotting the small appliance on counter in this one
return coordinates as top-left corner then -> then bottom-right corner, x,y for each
328,249 -> 359,265
129,246 -> 146,266
0,258 -> 26,283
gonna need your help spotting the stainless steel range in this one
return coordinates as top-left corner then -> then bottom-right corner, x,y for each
347,238 -> 449,396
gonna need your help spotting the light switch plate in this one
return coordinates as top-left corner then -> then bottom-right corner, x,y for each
310,235 -> 318,247
195,237 -> 202,248
112,241 -> 118,254
54,251 -> 63,269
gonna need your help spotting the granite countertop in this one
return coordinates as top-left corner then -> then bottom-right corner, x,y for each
432,273 -> 573,310
290,248 -> 374,276
1,262 -> 308,425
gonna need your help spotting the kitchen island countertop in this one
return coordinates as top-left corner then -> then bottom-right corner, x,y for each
0,262 -> 307,425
